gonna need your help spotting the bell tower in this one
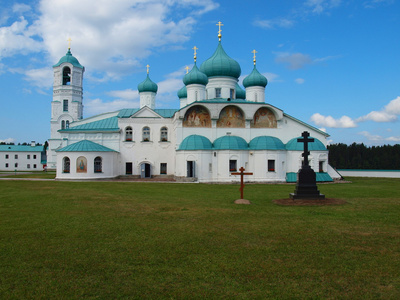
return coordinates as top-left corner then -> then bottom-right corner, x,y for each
47,41 -> 85,169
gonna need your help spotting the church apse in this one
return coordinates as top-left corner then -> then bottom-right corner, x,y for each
183,106 -> 211,128
217,105 -> 245,128
250,107 -> 277,128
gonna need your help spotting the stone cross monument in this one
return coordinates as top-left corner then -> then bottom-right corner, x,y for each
290,131 -> 325,200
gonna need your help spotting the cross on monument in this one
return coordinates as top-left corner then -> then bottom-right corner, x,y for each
231,167 -> 253,199
297,131 -> 314,167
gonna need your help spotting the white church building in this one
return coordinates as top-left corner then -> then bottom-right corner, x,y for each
47,26 -> 340,182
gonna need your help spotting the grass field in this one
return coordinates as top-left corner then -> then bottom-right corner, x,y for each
0,178 -> 399,299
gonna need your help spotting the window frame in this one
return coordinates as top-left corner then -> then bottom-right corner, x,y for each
160,127 -> 168,142
125,126 -> 133,141
63,157 -> 70,173
94,156 -> 102,173
268,159 -> 275,172
215,88 -> 222,98
63,99 -> 69,112
160,163 -> 167,175
229,160 -> 237,172
142,126 -> 150,142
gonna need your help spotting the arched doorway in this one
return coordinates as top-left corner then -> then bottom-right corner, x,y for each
140,163 -> 151,178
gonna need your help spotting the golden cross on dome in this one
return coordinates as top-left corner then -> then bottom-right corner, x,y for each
252,49 -> 257,65
185,66 -> 190,74
67,37 -> 72,49
216,21 -> 223,41
146,64 -> 150,74
192,46 -> 198,62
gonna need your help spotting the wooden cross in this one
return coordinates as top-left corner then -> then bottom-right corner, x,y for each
192,46 -> 198,62
297,131 -> 314,167
252,49 -> 257,65
146,64 -> 150,74
231,167 -> 253,199
67,37 -> 72,49
185,66 -> 190,74
216,21 -> 223,40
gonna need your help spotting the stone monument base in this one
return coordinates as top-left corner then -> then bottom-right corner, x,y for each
290,166 -> 325,200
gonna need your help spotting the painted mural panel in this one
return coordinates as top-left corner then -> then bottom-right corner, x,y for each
76,156 -> 87,173
217,105 -> 245,128
183,106 -> 211,127
251,107 -> 277,128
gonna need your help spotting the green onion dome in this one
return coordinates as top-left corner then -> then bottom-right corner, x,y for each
200,42 -> 241,79
177,86 -> 187,98
138,74 -> 158,93
243,65 -> 268,88
53,49 -> 84,68
183,63 -> 208,86
235,83 -> 246,100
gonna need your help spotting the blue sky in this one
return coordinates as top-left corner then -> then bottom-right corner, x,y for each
0,0 -> 399,146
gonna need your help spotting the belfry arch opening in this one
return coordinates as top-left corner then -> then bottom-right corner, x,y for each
63,67 -> 71,85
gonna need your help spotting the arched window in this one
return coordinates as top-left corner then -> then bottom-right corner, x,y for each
66,120 -> 70,129
63,67 -> 71,85
63,99 -> 69,112
142,126 -> 150,142
63,157 -> 70,173
160,127 -> 168,142
94,157 -> 102,173
125,126 -> 133,141
61,120 -> 65,130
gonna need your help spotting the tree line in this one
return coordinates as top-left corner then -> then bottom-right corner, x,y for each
328,143 -> 400,170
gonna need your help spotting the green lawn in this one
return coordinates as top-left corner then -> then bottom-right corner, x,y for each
0,178 -> 399,299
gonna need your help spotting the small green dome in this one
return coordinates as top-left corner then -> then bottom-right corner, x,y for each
286,137 -> 327,151
177,86 -> 187,99
249,136 -> 285,150
243,65 -> 268,88
53,49 -> 84,68
213,135 -> 248,150
200,42 -> 241,79
138,74 -> 158,93
183,63 -> 208,86
235,83 -> 246,100
178,135 -> 212,150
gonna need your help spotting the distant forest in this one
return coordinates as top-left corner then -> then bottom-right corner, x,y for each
328,143 -> 400,170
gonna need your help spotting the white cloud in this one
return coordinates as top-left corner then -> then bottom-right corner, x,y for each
275,52 -> 313,70
107,89 -> 138,101
253,18 -> 294,30
357,96 -> 400,123
12,4 -> 31,14
358,131 -> 384,142
0,0 -> 218,84
85,98 -> 138,116
295,78 -> 305,84
0,138 -> 15,144
304,0 -> 342,14
364,0 -> 394,8
0,17 -> 43,57
310,113 -> 357,128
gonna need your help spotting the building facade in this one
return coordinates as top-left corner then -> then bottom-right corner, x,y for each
0,142 -> 46,171
49,28 -> 341,182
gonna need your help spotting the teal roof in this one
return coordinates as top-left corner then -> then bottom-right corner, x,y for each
154,109 -> 178,118
200,42 -> 241,79
118,109 -> 140,118
53,49 -> 84,68
177,86 -> 187,98
213,135 -> 248,150
286,137 -> 327,151
0,145 -> 44,152
61,117 -> 119,132
183,63 -> 208,86
138,74 -> 158,93
286,172 -> 333,183
243,65 -> 268,88
117,108 -> 177,118
178,135 -> 213,150
57,140 -> 117,152
235,83 -> 246,100
249,136 -> 285,150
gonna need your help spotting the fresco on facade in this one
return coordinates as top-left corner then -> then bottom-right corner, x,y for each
217,105 -> 245,128
76,156 -> 87,173
250,107 -> 277,128
183,106 -> 211,127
